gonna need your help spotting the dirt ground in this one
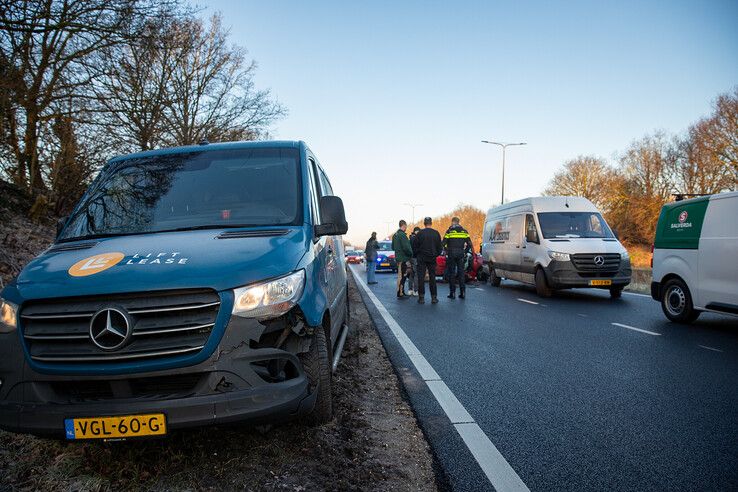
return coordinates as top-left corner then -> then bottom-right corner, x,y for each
0,275 -> 439,491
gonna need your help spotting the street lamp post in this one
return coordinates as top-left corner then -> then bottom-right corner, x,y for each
403,202 -> 423,225
481,140 -> 526,205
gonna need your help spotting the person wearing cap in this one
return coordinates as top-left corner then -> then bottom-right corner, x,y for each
413,217 -> 443,304
443,216 -> 473,299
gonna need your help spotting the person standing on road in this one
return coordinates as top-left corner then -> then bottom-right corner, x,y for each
365,232 -> 379,285
414,217 -> 443,304
407,226 -> 421,296
443,217 -> 473,299
392,220 -> 413,299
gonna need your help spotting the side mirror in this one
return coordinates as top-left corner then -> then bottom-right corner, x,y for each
526,229 -> 539,244
56,216 -> 69,237
315,196 -> 349,237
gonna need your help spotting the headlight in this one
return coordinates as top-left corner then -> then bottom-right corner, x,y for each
232,270 -> 305,320
621,250 -> 630,260
548,251 -> 570,261
0,298 -> 18,333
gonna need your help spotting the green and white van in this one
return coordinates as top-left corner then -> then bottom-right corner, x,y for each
651,191 -> 738,323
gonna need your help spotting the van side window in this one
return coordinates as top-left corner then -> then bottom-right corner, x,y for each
525,214 -> 539,243
318,169 -> 334,197
307,157 -> 321,225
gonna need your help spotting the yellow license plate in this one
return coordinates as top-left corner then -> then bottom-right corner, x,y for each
380,263 -> 390,267
65,413 -> 166,440
589,279 -> 612,286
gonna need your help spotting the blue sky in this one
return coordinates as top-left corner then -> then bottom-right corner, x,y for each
198,0 -> 737,245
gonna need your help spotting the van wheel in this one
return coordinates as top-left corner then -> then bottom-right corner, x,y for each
610,287 -> 623,298
535,269 -> 553,297
489,264 -> 501,287
661,278 -> 700,324
298,328 -> 333,425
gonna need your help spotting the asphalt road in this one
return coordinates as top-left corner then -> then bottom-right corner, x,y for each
352,265 -> 738,491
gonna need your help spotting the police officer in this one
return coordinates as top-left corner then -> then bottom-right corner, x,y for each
443,216 -> 473,299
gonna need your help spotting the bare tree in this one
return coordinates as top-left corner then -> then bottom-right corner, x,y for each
543,156 -> 618,211
678,88 -> 738,194
162,14 -> 286,145
0,0 -> 175,196
92,18 -> 181,152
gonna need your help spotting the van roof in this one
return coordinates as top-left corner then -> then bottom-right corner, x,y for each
661,190 -> 738,211
107,140 -> 305,164
486,196 -> 599,216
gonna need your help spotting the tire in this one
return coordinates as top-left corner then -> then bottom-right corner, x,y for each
489,264 -> 501,287
535,268 -> 553,297
661,278 -> 700,324
298,328 -> 333,425
609,287 -> 623,299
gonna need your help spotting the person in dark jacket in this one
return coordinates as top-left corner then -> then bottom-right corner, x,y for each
407,226 -> 421,295
365,232 -> 379,284
391,220 -> 413,298
414,217 -> 443,304
443,217 -> 473,299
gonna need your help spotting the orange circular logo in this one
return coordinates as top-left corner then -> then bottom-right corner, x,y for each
68,252 -> 125,277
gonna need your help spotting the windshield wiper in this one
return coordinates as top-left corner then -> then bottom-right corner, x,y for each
154,224 -> 262,233
57,224 -> 262,243
57,232 -> 132,243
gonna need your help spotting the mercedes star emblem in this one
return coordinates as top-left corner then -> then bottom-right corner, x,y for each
594,255 -> 605,266
89,308 -> 131,351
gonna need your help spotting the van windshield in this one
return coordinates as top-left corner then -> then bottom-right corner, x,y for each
537,212 -> 615,239
59,147 -> 301,242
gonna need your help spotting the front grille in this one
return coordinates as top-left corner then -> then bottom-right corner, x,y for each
20,289 -> 220,364
570,253 -> 621,273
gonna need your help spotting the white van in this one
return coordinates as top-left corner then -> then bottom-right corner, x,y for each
481,196 -> 632,297
651,191 -> 738,323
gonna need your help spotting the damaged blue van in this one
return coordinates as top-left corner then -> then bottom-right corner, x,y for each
0,141 -> 349,439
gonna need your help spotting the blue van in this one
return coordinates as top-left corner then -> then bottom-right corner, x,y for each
0,141 -> 349,440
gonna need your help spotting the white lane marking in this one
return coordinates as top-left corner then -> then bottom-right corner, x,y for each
410,353 -> 441,380
623,291 -> 652,298
475,288 -> 485,291
517,298 -> 539,305
426,380 -> 474,423
611,322 -> 661,336
577,313 -> 588,318
351,267 -> 529,492
698,345 -> 723,353
456,423 -> 530,492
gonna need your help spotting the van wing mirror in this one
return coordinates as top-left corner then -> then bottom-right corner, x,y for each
526,229 -> 539,244
56,216 -> 69,238
315,196 -> 348,237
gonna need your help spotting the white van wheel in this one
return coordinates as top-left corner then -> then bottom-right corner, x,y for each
534,269 -> 553,297
661,278 -> 700,324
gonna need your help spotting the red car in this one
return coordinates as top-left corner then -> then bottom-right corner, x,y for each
345,250 -> 364,264
435,252 -> 486,282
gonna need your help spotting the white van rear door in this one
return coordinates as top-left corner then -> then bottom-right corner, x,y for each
699,195 -> 738,309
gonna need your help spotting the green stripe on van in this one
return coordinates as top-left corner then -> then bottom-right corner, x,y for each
654,196 -> 709,249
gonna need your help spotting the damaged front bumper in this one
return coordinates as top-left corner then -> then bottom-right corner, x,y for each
0,314 -> 316,437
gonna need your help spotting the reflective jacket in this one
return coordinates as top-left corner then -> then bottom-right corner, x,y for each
443,225 -> 473,255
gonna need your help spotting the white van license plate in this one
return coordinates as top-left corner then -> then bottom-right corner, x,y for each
589,279 -> 612,286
